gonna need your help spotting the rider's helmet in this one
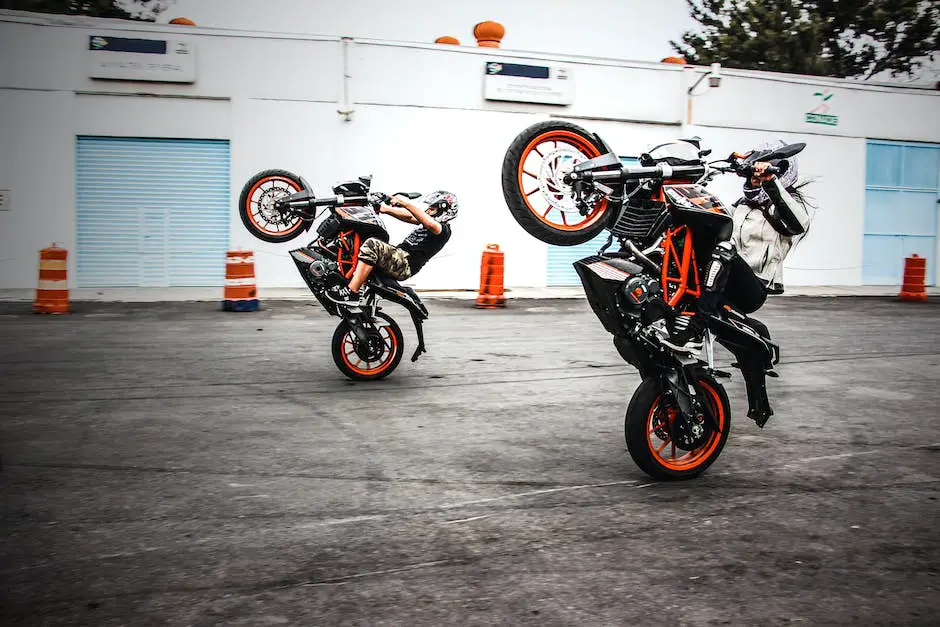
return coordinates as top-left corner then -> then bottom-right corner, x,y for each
742,140 -> 800,206
422,191 -> 459,223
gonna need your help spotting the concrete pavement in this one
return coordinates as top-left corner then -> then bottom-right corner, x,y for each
1,297 -> 939,625
2,285 -> 940,302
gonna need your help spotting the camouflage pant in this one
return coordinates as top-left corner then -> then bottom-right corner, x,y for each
358,238 -> 413,280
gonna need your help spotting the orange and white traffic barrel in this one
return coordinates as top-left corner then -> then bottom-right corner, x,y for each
476,243 -> 506,309
222,250 -> 260,311
34,243 -> 70,314
899,254 -> 928,302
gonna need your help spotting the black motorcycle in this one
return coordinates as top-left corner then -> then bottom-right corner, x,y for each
502,121 -> 805,480
238,170 -> 430,380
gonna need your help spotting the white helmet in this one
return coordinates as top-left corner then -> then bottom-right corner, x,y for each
743,140 -> 800,206
423,191 -> 459,223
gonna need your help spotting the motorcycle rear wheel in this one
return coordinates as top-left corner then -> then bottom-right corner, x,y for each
331,311 -> 405,381
624,376 -> 730,480
501,121 -> 613,246
238,169 -> 309,243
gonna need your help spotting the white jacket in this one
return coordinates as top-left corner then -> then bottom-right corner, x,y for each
731,178 -> 810,293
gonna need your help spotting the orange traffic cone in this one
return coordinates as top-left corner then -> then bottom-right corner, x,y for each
222,250 -> 260,311
898,254 -> 927,302
34,244 -> 70,314
476,244 -> 506,309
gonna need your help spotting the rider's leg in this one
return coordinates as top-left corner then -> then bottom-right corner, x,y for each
724,255 -> 767,314
347,261 -> 373,293
697,241 -> 736,315
325,238 -> 381,304
326,238 -> 411,305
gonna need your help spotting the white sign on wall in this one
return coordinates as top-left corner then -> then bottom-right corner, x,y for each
484,61 -> 573,106
86,35 -> 196,83
0,189 -> 9,211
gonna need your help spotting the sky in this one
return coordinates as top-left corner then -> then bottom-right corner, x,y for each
155,0 -> 695,63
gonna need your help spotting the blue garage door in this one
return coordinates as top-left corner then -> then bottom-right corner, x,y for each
76,137 -> 231,288
546,232 -> 613,285
863,140 -> 939,285
547,156 -> 638,286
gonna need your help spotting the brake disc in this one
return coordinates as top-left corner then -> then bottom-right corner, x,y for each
353,331 -> 386,362
538,147 -> 586,212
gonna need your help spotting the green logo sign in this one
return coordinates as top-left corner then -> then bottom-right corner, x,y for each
806,90 -> 839,126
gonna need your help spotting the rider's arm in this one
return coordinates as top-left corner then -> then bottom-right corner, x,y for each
392,197 -> 443,235
761,178 -> 809,237
378,204 -> 419,224
749,162 -> 809,237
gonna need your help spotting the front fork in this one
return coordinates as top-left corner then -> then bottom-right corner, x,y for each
661,366 -> 722,440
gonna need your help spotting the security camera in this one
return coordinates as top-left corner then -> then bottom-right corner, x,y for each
708,62 -> 722,88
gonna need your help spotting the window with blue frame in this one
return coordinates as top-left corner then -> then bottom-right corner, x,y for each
862,141 -> 940,285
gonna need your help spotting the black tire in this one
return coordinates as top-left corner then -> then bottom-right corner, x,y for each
331,311 -> 405,381
624,376 -> 731,481
501,121 -> 614,246
238,169 -> 309,244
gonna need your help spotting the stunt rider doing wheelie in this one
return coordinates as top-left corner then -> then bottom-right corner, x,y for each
501,119 -> 814,479
698,141 -> 811,317
326,191 -> 458,306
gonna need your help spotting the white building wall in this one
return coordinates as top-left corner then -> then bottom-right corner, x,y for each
1,12 -> 939,291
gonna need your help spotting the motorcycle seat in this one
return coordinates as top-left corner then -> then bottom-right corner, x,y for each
373,272 -> 429,318
374,272 -> 405,291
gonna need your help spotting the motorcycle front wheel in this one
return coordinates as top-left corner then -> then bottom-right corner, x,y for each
331,311 -> 405,381
501,121 -> 614,246
624,376 -> 731,480
238,169 -> 309,243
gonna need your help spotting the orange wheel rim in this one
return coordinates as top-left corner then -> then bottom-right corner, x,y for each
516,130 -> 609,231
341,326 -> 398,376
646,382 -> 725,471
245,176 -> 305,237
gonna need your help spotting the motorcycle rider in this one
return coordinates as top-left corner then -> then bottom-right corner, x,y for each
325,191 -> 458,305
683,142 -> 811,427
697,141 -> 811,317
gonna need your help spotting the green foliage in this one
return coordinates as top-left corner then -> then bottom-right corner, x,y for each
0,0 -> 172,22
673,0 -> 940,79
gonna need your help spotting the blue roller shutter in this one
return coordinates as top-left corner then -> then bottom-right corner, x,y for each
547,156 -> 637,286
863,140 -> 939,286
546,232 -> 612,285
76,136 -> 230,287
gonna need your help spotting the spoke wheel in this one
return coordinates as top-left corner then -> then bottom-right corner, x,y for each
501,121 -> 614,246
331,311 -> 405,381
238,169 -> 308,243
625,376 -> 731,480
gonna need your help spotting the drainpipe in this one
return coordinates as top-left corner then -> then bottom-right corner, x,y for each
337,37 -> 355,122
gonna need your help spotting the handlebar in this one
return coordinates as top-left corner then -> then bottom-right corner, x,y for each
275,193 -> 370,214
273,185 -> 427,220
567,163 -> 707,185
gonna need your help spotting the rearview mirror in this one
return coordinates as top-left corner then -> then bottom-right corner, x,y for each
744,142 -> 806,164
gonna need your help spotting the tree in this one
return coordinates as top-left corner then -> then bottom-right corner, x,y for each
0,0 -> 173,22
672,0 -> 940,79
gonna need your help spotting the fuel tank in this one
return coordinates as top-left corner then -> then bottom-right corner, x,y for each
663,183 -> 732,243
333,205 -> 389,241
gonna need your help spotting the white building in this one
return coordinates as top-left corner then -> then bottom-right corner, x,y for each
1,10 -> 938,295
